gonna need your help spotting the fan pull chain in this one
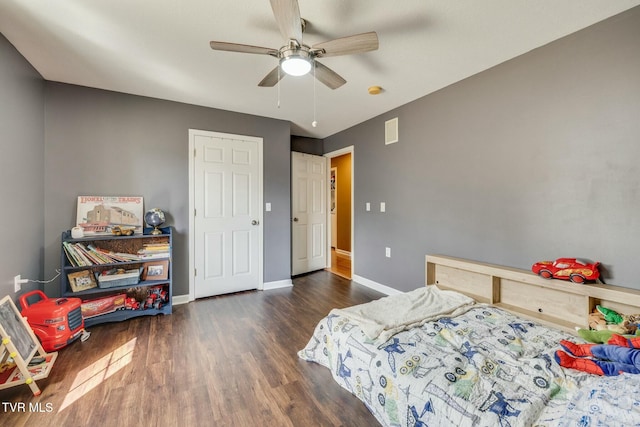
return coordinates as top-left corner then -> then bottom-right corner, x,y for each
312,63 -> 318,127
277,66 -> 281,108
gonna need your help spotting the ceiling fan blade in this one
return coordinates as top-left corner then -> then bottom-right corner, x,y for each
312,32 -> 379,58
313,61 -> 346,90
258,67 -> 285,87
270,0 -> 302,41
210,41 -> 278,56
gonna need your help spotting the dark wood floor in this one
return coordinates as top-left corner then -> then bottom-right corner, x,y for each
1,271 -> 383,427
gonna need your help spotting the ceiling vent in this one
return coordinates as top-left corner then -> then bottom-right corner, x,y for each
385,117 -> 398,145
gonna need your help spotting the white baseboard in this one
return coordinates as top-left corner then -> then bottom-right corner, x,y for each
173,294 -> 190,305
174,280 -> 293,304
351,275 -> 403,296
262,279 -> 293,290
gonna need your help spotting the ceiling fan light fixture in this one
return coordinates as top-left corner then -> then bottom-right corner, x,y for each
280,55 -> 312,76
209,0 -> 379,91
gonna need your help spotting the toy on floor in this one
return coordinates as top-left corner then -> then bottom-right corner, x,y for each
554,334 -> 640,376
19,290 -> 86,352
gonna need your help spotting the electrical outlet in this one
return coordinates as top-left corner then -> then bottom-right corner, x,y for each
385,247 -> 391,258
14,275 -> 28,292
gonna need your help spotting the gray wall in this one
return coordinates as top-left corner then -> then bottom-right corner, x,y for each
0,34 -> 45,300
3,6 -> 639,300
325,7 -> 640,291
43,83 -> 291,297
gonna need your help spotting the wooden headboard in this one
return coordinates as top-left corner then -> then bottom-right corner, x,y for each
426,254 -> 640,334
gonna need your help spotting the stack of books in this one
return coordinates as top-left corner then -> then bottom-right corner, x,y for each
63,242 -> 140,267
137,242 -> 170,259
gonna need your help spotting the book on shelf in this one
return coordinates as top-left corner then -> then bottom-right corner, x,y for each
63,241 -> 88,267
97,251 -> 133,262
137,242 -> 170,259
63,242 -> 144,266
141,243 -> 170,250
83,244 -> 111,264
75,244 -> 104,265
63,235 -> 170,267
62,242 -> 81,267
138,252 -> 170,259
75,245 -> 94,265
85,244 -> 130,263
92,247 -> 141,262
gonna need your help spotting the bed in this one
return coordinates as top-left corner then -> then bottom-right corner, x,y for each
299,255 -> 640,426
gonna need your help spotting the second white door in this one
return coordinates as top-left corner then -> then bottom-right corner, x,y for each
291,152 -> 327,275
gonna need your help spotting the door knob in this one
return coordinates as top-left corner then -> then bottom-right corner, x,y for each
293,217 -> 299,222
251,220 -> 259,225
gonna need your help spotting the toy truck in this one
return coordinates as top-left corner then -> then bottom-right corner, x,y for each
19,290 -> 85,352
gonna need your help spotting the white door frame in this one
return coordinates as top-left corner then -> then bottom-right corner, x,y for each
330,166 -> 337,249
324,146 -> 354,275
187,129 -> 264,301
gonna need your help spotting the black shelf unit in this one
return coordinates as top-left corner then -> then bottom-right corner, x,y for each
60,227 -> 172,327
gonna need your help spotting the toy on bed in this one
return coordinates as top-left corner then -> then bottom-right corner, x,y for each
561,305 -> 640,375
555,334 -> 640,376
577,328 -> 640,344
531,258 -> 599,283
575,305 -> 640,344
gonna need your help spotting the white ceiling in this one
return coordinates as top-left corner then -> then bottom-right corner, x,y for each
1,1 -> 639,139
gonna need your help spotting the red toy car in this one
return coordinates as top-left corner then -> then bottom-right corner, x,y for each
531,258 -> 600,283
19,290 -> 85,352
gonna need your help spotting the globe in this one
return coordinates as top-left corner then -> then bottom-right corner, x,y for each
145,208 -> 166,235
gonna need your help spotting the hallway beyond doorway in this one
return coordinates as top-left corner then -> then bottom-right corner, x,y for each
327,248 -> 351,279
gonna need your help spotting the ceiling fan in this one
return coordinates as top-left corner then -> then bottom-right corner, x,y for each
209,0 -> 379,90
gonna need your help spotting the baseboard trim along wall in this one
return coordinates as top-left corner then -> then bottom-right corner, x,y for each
173,294 -> 190,305
352,275 -> 403,296
176,280 -> 293,304
263,279 -> 293,290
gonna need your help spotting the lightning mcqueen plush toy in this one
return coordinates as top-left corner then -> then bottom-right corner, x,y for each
532,258 -> 600,283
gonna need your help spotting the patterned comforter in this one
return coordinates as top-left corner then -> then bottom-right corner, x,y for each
299,297 -> 640,426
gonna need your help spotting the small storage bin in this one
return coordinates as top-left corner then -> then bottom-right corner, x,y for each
96,268 -> 141,289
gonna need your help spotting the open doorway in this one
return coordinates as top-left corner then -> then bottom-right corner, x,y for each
325,147 -> 353,279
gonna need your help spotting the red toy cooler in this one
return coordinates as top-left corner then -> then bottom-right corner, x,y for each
19,290 -> 85,352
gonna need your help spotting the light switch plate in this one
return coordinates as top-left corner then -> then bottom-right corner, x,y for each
366,202 -> 370,211
380,202 -> 386,212
265,203 -> 271,212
